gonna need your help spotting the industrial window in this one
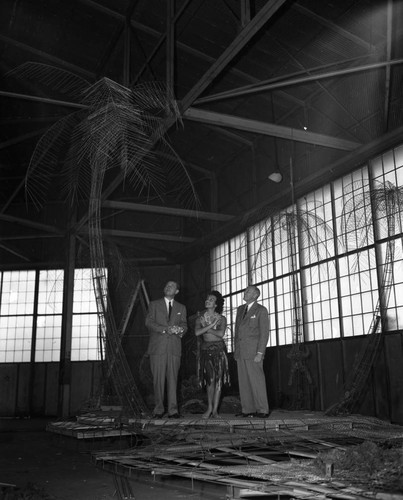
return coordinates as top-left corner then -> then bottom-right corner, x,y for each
0,271 -> 35,362
36,270 -> 64,362
211,144 -> 403,345
71,268 -> 102,361
211,235 -> 248,351
0,268 -> 103,363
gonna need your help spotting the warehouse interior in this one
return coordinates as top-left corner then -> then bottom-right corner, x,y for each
1,1 -> 403,499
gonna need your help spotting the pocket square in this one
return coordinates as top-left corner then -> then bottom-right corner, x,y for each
251,314 -> 256,318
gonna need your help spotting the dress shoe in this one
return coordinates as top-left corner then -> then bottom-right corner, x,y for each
152,413 -> 164,419
256,412 -> 269,418
168,413 -> 181,419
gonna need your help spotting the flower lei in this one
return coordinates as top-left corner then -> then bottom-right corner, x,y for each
200,311 -> 220,329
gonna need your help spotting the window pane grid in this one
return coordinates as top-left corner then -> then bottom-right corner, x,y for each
0,268 -> 104,363
0,315 -> 33,362
0,271 -> 36,316
211,144 -> 403,346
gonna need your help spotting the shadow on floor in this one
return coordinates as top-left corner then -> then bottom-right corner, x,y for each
0,417 -> 226,500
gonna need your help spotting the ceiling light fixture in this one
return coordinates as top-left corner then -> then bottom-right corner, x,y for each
268,172 -> 283,183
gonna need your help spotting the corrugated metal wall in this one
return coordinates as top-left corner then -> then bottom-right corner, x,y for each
1,332 -> 402,423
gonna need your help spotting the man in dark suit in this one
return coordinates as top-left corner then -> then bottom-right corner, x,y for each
234,285 -> 270,418
145,280 -> 188,418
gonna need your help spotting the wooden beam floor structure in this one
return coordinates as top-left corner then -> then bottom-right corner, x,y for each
48,410 -> 403,499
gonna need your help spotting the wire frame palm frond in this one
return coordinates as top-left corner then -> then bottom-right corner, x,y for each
341,180 -> 403,249
326,180 -> 403,416
6,62 -> 91,101
246,203 -> 334,281
17,67 -> 198,209
25,110 -> 88,209
239,201 -> 334,344
340,180 -> 403,324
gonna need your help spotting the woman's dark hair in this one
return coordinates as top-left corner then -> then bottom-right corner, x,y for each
210,290 -> 224,314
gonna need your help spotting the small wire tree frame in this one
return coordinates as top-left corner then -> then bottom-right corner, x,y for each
11,63 -> 198,417
326,179 -> 403,415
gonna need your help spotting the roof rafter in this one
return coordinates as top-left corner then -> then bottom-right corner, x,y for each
102,200 -> 233,221
0,34 -> 94,80
180,0 -> 289,110
294,4 -> 376,51
195,58 -> 403,105
83,227 -> 195,243
73,0 -> 288,233
183,108 -> 361,151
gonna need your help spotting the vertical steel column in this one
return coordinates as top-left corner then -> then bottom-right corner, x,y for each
58,228 -> 76,417
166,0 -> 175,96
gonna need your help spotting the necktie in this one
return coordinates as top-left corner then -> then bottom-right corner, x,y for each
168,301 -> 172,319
243,305 -> 248,319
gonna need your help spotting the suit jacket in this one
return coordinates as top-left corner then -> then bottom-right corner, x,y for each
145,298 -> 188,357
234,301 -> 270,360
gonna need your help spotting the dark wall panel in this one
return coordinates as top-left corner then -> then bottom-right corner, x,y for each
70,362 -> 103,415
32,364 -> 46,414
262,331 -> 403,424
44,363 -> 59,416
384,334 -> 403,424
264,348 -> 278,409
0,364 -> 18,416
316,340 -> 343,410
16,364 -> 30,415
371,339 -> 390,420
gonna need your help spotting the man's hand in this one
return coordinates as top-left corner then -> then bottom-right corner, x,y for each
168,325 -> 185,337
254,352 -> 263,363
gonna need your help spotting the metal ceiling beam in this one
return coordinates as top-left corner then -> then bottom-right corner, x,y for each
183,108 -> 360,151
195,57 -> 403,105
0,243 -> 31,262
1,178 -> 25,214
75,3 -> 286,227
293,5 -> 375,51
208,126 -> 254,147
166,0 -> 175,95
384,0 -> 393,131
0,34 -> 94,80
95,0 -> 139,76
132,0 -> 195,83
102,200 -> 233,221
72,1 -> 288,236
83,227 -> 195,243
78,0 -> 250,85
241,0 -> 251,27
0,127 -> 50,150
0,214 -> 63,235
0,234 -> 59,241
0,90 -> 84,109
180,0 -> 289,110
177,125 -> 403,263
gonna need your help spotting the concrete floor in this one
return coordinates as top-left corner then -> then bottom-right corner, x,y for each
0,417 -> 226,500
3,410 -> 401,500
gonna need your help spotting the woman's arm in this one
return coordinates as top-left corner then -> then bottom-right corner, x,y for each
209,315 -> 227,339
195,315 -> 220,336
195,315 -> 227,338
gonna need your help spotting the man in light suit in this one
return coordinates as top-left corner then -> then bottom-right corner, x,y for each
145,280 -> 188,418
234,285 -> 270,418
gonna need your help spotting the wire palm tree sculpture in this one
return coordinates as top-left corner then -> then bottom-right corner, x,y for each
10,62 -> 197,416
243,159 -> 334,408
326,179 -> 403,415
